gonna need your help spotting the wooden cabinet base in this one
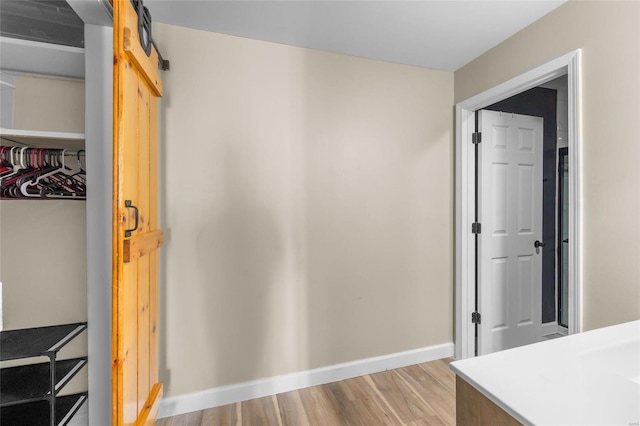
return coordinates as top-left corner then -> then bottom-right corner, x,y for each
456,376 -> 522,425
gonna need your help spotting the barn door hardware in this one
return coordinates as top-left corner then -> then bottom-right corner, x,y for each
130,0 -> 152,57
124,200 -> 139,237
128,0 -> 170,70
153,40 -> 170,71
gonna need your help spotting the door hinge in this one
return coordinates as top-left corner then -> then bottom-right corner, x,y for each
472,132 -> 482,144
471,222 -> 481,234
472,312 -> 481,324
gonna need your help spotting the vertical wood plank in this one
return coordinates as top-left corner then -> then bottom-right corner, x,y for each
137,256 -> 150,408
138,82 -> 151,234
137,70 -> 151,410
149,249 -> 159,384
148,86 -> 160,389
120,56 -> 141,239
122,262 -> 138,424
121,56 -> 141,426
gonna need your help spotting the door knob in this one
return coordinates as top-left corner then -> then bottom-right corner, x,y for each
534,240 -> 546,248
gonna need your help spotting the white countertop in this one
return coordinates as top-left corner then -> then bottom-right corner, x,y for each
450,321 -> 640,425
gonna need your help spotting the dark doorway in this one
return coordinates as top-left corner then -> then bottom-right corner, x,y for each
558,147 -> 569,327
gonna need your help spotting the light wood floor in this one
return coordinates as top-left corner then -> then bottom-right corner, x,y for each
156,357 -> 456,426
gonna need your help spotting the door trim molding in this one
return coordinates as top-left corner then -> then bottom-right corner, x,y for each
455,50 -> 582,359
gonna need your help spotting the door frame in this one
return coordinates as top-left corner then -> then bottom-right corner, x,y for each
455,49 -> 582,359
65,1 -> 115,424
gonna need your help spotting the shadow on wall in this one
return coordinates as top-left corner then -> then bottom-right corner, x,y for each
156,44 -> 293,393
160,137 -> 285,391
199,145 -> 283,385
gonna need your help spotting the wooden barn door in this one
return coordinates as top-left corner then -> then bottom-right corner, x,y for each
112,0 -> 164,424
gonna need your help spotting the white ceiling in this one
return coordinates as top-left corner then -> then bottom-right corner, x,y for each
145,0 -> 566,72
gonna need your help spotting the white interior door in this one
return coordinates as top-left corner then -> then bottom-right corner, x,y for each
478,110 -> 543,355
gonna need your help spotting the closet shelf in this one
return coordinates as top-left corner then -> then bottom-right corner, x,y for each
0,323 -> 87,361
0,358 -> 87,407
0,128 -> 84,150
0,393 -> 87,426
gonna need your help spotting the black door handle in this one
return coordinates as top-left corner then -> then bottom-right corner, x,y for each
534,240 -> 546,248
124,200 -> 139,237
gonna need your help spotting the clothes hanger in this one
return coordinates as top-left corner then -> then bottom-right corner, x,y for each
18,149 -> 79,198
0,146 -> 86,199
0,147 -> 14,177
29,150 -> 85,199
5,148 -> 57,191
0,147 -> 23,182
0,147 -> 34,190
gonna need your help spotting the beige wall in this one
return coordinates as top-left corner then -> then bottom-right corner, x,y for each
0,201 -> 87,328
456,1 -> 640,330
0,74 -> 87,393
13,74 -> 85,133
153,23 -> 454,397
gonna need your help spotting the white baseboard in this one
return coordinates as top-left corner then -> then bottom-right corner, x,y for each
158,342 -> 454,419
